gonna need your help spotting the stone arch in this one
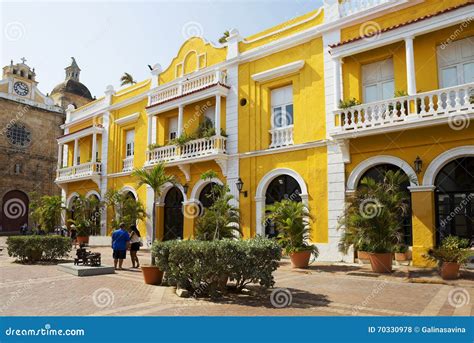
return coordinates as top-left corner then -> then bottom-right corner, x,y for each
190,178 -> 223,202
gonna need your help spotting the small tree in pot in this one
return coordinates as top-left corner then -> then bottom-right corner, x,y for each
425,236 -> 472,280
339,170 -> 411,273
265,200 -> 318,268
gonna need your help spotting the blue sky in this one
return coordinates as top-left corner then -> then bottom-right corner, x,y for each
1,0 -> 323,97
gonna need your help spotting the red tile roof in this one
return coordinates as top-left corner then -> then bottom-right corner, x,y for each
329,2 -> 473,49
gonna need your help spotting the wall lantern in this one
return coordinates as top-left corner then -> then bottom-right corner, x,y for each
414,156 -> 423,174
236,178 -> 248,197
182,183 -> 189,194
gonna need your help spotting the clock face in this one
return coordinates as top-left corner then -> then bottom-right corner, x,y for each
13,81 -> 29,96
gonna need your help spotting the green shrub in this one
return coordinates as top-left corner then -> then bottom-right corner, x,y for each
7,235 -> 72,263
152,237 -> 281,297
425,236 -> 473,264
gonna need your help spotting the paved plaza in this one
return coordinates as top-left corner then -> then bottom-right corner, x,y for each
0,238 -> 472,317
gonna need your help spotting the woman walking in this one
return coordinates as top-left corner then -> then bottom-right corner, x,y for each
129,225 -> 141,268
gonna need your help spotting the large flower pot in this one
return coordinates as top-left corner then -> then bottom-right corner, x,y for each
440,262 -> 460,280
290,250 -> 312,269
368,253 -> 392,273
76,236 -> 89,244
141,266 -> 164,285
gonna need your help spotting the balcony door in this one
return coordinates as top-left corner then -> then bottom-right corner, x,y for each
437,36 -> 474,88
168,117 -> 178,141
362,58 -> 394,103
125,130 -> 134,158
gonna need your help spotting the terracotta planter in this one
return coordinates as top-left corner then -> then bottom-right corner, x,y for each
357,250 -> 370,261
394,252 -> 408,261
440,262 -> 460,280
290,250 -> 312,269
141,266 -> 164,285
76,236 -> 89,244
368,252 -> 392,273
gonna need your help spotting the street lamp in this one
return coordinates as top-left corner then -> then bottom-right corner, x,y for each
414,156 -> 423,174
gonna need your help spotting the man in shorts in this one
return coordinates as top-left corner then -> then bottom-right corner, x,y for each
111,222 -> 130,270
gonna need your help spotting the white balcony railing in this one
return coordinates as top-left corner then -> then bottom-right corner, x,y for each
334,83 -> 474,133
146,135 -> 226,165
122,156 -> 134,172
56,162 -> 102,182
269,126 -> 294,148
149,70 -> 228,107
339,0 -> 391,17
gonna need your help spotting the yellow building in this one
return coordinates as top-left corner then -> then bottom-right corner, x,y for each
56,0 -> 474,266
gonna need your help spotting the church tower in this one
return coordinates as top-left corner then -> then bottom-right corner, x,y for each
51,57 -> 93,110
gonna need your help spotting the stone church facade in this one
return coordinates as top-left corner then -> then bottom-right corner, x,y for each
0,58 -> 92,234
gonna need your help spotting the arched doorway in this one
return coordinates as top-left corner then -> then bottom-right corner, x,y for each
264,175 -> 302,237
435,157 -> 474,244
199,183 -> 218,210
358,164 -> 413,245
1,190 -> 29,233
88,194 -> 101,236
163,187 -> 184,240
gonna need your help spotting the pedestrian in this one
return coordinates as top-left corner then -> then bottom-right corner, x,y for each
129,225 -> 142,268
111,222 -> 130,270
70,224 -> 77,248
20,223 -> 27,235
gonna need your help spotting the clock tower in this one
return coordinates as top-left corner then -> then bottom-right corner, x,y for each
0,58 -> 64,234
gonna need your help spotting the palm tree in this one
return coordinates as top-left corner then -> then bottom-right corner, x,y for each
218,30 -> 230,44
132,162 -> 177,264
120,72 -> 136,86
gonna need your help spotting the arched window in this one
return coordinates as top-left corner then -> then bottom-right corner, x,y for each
435,157 -> 474,244
198,183 -> 218,209
164,187 -> 184,240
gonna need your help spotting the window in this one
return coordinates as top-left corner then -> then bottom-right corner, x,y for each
271,85 -> 293,128
204,106 -> 215,127
437,36 -> 474,87
168,117 -> 178,141
362,58 -> 394,103
5,123 -> 31,148
125,129 -> 134,157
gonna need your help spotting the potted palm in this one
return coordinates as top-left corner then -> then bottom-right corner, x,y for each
339,170 -> 411,273
425,236 -> 472,280
265,200 -> 318,268
394,244 -> 409,262
132,162 -> 177,285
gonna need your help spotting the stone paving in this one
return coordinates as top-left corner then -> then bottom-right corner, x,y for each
0,239 -> 472,317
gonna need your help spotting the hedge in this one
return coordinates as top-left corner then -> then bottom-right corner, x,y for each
7,235 -> 72,263
152,237 -> 282,297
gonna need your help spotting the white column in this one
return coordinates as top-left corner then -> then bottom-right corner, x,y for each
73,139 -> 79,166
91,132 -> 97,163
177,105 -> 184,137
405,36 -> 417,96
215,95 -> 221,136
147,115 -> 153,147
333,57 -> 342,109
57,144 -> 62,168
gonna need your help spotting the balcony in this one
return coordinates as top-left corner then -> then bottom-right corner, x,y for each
122,156 -> 134,172
339,0 -> 392,17
269,126 -> 294,148
146,135 -> 227,166
148,70 -> 228,108
56,162 -> 102,184
332,83 -> 474,137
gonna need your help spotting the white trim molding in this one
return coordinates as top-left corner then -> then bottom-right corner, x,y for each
255,168 -> 309,236
190,177 -> 223,202
422,146 -> 474,187
85,190 -> 101,199
157,182 -> 188,205
66,192 -> 79,209
407,185 -> 436,193
114,112 -> 140,125
120,186 -> 138,200
347,155 -> 418,191
251,60 -> 305,83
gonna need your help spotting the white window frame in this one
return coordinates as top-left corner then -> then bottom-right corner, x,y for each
362,58 -> 395,103
271,85 -> 294,129
125,129 -> 135,158
168,117 -> 178,141
437,36 -> 474,88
